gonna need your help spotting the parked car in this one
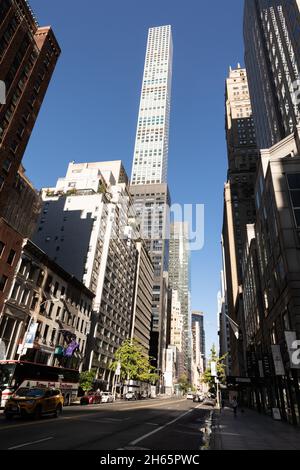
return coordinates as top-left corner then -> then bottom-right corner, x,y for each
101,392 -> 114,403
4,387 -> 63,420
202,397 -> 216,407
186,392 -> 194,400
193,393 -> 204,403
125,391 -> 137,401
80,391 -> 102,405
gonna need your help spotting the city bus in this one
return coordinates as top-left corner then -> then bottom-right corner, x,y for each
0,360 -> 80,408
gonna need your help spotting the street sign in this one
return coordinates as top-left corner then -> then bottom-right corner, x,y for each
115,362 -> 121,376
24,322 -> 38,349
211,362 -> 217,377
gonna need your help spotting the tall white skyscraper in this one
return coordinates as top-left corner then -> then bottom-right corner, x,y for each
131,25 -> 173,185
130,25 -> 173,372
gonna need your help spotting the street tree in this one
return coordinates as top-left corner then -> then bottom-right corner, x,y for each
110,339 -> 159,384
177,374 -> 192,394
79,370 -> 96,393
202,344 -> 227,394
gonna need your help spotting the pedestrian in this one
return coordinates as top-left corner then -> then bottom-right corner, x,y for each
231,397 -> 238,417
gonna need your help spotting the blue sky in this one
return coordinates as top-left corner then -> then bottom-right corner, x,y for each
25,0 -> 245,357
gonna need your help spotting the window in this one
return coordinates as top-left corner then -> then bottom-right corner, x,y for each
30,293 -> 39,311
28,264 -> 36,280
53,281 -> 59,297
287,174 -> 300,227
37,270 -> 44,287
0,275 -> 8,292
11,282 -> 20,300
0,241 -> 4,257
6,249 -> 16,265
20,288 -> 30,305
2,159 -> 11,173
45,275 -> 53,293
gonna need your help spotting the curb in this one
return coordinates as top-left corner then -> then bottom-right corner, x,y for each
209,410 -> 223,450
200,410 -> 214,450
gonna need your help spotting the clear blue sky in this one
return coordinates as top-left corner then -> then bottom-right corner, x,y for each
25,0 -> 245,358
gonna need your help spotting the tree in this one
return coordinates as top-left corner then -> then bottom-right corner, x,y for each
110,339 -> 159,383
79,370 -> 96,393
177,374 -> 192,394
202,345 -> 227,394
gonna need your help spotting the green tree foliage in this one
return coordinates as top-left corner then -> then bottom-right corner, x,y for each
110,339 -> 159,383
79,370 -> 96,392
178,374 -> 192,394
202,345 -> 227,394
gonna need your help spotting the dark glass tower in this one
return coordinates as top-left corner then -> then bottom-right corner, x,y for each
244,0 -> 300,148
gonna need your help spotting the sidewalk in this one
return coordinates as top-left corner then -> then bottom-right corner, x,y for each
211,407 -> 300,450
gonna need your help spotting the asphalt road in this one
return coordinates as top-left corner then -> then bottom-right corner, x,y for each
0,398 -> 213,450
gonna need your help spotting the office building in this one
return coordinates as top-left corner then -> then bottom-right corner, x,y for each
191,314 -> 204,390
0,239 -> 94,372
0,218 -> 23,316
244,0 -> 300,149
0,0 -> 60,219
3,165 -> 41,238
222,66 -> 259,376
217,269 -> 232,375
131,25 -> 173,186
33,161 -> 141,383
130,240 -> 154,355
130,183 -> 170,369
169,222 -> 192,378
241,126 -> 300,425
191,311 -> 206,371
130,25 -> 173,372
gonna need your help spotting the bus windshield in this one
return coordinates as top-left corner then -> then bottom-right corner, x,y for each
0,364 -> 16,389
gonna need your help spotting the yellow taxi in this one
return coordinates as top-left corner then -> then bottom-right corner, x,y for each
4,387 -> 64,420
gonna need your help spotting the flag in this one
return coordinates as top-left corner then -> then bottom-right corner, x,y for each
225,314 -> 239,340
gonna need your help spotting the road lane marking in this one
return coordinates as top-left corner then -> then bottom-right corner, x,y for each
8,437 -> 54,450
129,405 -> 201,446
145,423 -> 160,426
72,419 -> 113,425
101,418 -> 125,422
0,398 -> 185,432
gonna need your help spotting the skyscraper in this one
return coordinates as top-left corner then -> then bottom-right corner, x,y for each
191,311 -> 206,370
131,25 -> 173,186
222,66 -> 259,376
33,161 -> 141,383
244,0 -> 300,149
191,311 -> 206,389
130,26 -> 173,371
169,222 -> 191,378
